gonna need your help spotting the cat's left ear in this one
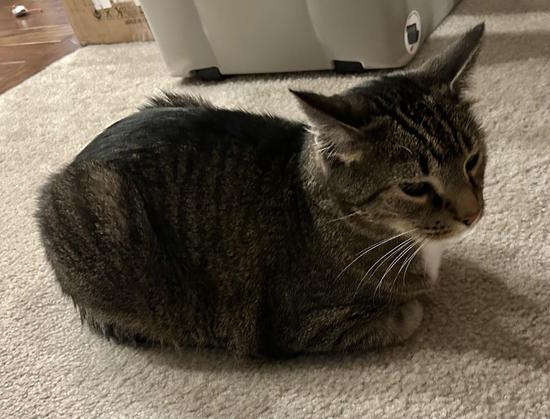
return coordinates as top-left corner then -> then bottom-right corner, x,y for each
417,22 -> 485,93
290,89 -> 365,164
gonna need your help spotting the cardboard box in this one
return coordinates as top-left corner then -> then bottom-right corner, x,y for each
62,0 -> 154,45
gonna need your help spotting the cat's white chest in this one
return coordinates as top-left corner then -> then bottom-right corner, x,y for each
421,242 -> 445,284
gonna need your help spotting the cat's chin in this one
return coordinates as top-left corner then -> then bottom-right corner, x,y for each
423,234 -> 458,244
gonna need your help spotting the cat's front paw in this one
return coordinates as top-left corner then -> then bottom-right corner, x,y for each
385,299 -> 423,343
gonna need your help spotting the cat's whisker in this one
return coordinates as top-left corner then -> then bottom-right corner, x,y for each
371,238 -> 416,298
367,237 -> 414,280
395,239 -> 423,284
325,210 -> 364,225
373,242 -> 412,297
337,228 -> 417,280
389,238 -> 425,296
400,239 -> 427,285
397,144 -> 413,155
352,237 -> 414,298
381,239 -> 419,297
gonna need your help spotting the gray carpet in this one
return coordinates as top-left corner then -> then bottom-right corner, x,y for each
1,0 -> 549,417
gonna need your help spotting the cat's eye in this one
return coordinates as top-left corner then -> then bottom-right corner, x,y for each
465,152 -> 480,172
399,182 -> 432,198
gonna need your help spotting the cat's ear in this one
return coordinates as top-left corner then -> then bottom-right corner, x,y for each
418,22 -> 485,93
290,89 -> 364,164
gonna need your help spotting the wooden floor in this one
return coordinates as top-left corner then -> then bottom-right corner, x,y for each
0,0 -> 79,94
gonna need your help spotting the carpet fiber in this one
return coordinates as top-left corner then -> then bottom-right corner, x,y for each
1,0 -> 549,417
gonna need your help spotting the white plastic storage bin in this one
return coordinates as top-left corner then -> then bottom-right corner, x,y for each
140,0 -> 460,80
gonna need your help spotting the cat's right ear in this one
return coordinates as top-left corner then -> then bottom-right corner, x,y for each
290,89 -> 364,165
417,22 -> 485,94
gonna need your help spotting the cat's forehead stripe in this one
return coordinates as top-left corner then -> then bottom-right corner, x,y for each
406,99 -> 464,154
430,100 -> 472,151
373,96 -> 446,163
396,86 -> 470,155
370,77 -> 474,158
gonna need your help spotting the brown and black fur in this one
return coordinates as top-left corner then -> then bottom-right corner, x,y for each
37,24 -> 487,358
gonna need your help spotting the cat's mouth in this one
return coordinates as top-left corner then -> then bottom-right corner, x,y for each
419,224 -> 478,240
421,230 -> 456,240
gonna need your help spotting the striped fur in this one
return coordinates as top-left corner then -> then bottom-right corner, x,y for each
36,24 -> 486,358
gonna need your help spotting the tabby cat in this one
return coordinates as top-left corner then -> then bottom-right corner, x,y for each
37,24 -> 486,358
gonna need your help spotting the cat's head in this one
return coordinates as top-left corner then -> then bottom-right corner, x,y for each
293,23 -> 486,240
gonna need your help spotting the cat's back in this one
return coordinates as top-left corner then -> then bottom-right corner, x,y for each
60,99 -> 311,293
75,103 -> 306,166
36,98 -> 311,355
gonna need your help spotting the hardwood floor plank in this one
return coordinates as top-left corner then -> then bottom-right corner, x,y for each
0,24 -> 75,46
0,0 -> 79,94
0,0 -> 69,32
0,36 -> 79,93
0,24 -> 73,45
0,61 -> 26,81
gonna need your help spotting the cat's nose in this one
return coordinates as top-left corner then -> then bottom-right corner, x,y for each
462,210 -> 481,226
